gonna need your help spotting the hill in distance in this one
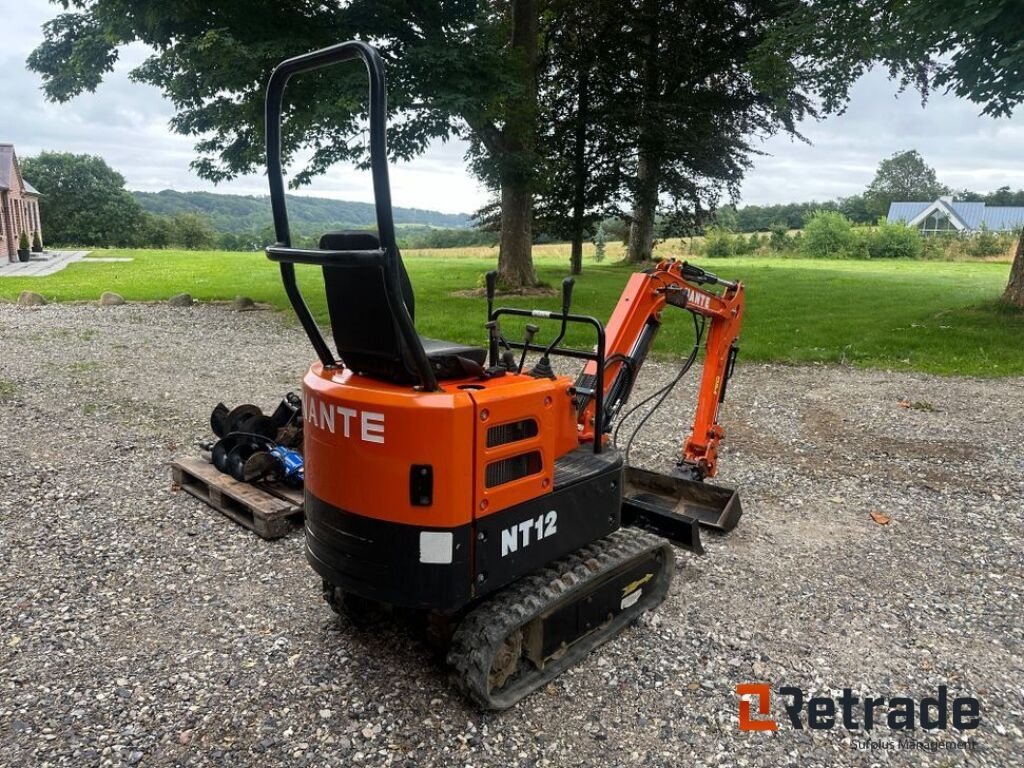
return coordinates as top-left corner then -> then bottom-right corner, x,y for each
134,189 -> 473,234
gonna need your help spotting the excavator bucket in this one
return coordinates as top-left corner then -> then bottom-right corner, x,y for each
622,466 -> 742,552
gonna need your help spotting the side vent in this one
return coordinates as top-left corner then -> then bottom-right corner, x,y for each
485,451 -> 542,488
486,418 -> 539,448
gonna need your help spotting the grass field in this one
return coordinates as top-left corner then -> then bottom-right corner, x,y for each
2,243 -> 1021,376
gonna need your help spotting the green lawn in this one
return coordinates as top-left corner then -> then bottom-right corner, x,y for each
2,247 -> 1021,376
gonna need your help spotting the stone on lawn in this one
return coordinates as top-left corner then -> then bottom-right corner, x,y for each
169,293 -> 194,307
232,296 -> 256,311
100,291 -> 126,306
17,291 -> 46,307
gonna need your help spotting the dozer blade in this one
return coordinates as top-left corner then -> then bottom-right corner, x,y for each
623,466 -> 742,535
621,490 -> 704,554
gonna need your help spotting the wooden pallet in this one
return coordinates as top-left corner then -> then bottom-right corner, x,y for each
171,457 -> 303,539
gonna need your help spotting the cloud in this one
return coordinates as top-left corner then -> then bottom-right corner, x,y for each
738,68 -> 1024,204
4,0 -> 1022,215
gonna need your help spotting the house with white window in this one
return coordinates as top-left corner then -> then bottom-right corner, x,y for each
888,196 -> 1024,235
0,143 -> 44,261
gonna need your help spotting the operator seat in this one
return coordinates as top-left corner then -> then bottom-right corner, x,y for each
319,231 -> 487,385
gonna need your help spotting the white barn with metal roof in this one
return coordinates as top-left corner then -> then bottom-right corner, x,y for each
888,196 -> 1024,234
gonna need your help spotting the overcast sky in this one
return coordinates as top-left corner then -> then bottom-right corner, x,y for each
3,0 -> 1022,215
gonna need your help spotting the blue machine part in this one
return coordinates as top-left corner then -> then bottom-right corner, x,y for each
270,446 -> 304,486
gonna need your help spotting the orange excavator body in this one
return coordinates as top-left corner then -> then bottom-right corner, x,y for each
302,365 -> 580,531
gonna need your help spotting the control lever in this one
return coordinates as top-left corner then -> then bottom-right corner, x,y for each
561,276 -> 574,316
485,270 -> 497,314
485,320 -> 501,368
485,271 -> 499,366
517,324 -> 539,374
530,277 -> 575,380
545,277 -> 575,353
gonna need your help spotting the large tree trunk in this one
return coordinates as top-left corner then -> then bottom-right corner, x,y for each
569,50 -> 591,276
627,150 -> 659,263
569,231 -> 584,276
498,182 -> 537,286
1003,227 -> 1024,307
626,0 -> 661,264
496,0 -> 539,288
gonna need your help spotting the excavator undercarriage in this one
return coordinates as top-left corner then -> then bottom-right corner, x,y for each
263,40 -> 746,709
449,528 -> 674,709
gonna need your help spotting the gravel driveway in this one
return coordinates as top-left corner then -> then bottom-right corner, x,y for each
1,303 -> 1021,767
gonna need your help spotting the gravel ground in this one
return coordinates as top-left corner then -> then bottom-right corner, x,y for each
1,302 -> 1021,768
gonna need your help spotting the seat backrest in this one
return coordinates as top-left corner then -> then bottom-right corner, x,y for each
319,230 -> 422,384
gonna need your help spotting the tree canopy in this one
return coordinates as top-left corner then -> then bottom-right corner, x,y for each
28,0 -> 538,282
21,152 -> 145,247
533,0 -> 629,274
772,0 -> 1024,118
617,0 -> 820,262
25,0 -> 838,280
864,150 -> 948,218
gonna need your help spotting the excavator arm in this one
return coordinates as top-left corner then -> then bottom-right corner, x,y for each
578,259 -> 745,480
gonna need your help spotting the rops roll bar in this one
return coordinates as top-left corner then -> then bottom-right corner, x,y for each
263,41 -> 438,390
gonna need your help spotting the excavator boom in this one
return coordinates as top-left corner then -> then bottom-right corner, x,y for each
576,259 -> 746,538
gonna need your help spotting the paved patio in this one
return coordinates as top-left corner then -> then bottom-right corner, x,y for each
0,251 -> 132,277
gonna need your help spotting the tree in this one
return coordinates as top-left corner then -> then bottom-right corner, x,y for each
173,213 -> 216,250
837,193 -> 873,224
617,0 -> 817,262
140,213 -> 176,248
713,207 -> 739,231
534,0 -> 628,275
984,186 -> 1024,207
1005,230 -> 1024,307
20,152 -> 145,246
772,0 -> 1024,119
592,222 -> 607,262
800,210 -> 855,257
28,1 -> 545,287
482,0 -> 541,286
731,201 -> 836,231
952,188 -> 985,203
863,150 -> 947,218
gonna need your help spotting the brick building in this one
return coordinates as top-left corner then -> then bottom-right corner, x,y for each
0,144 -> 43,261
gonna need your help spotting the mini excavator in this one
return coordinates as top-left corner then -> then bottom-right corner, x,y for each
265,41 -> 745,709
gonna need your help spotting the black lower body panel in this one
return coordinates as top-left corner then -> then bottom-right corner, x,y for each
473,449 -> 624,599
307,448 -> 628,613
304,493 -> 473,612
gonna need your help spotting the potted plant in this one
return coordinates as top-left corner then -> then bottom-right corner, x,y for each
31,231 -> 43,253
17,231 -> 31,262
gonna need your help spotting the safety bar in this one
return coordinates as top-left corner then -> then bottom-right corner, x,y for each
266,246 -> 386,267
264,41 -> 439,391
266,41 -> 396,250
491,307 -> 607,453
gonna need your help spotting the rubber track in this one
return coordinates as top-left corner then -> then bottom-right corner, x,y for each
447,527 -> 674,710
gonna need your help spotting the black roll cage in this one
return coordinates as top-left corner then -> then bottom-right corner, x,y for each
264,40 -> 439,391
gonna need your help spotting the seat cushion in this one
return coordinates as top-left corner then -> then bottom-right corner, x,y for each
421,337 -> 487,380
